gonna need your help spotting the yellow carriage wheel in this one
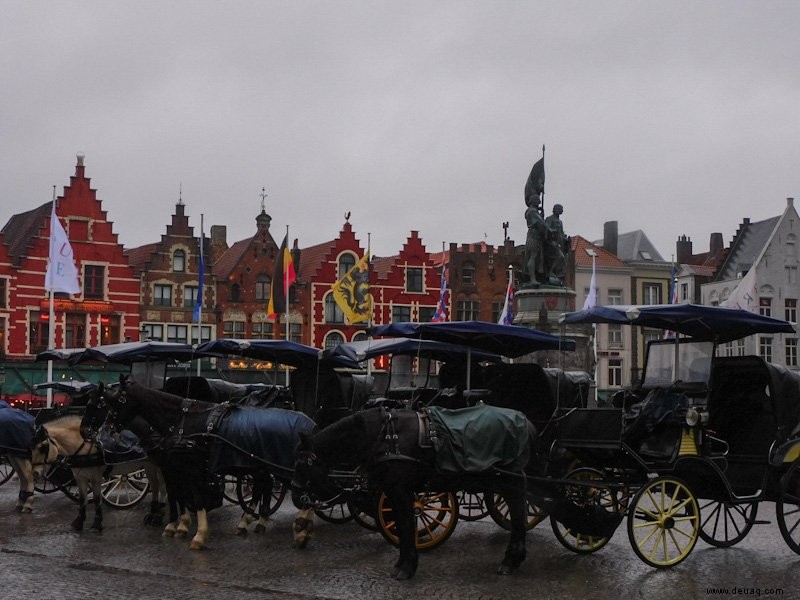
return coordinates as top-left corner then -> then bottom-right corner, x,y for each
378,491 -> 459,551
627,476 -> 700,568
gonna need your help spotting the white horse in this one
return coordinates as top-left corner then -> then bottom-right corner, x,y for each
30,416 -> 107,531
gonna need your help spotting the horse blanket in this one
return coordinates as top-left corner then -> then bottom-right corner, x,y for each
98,426 -> 147,464
0,400 -> 35,455
426,404 -> 530,473
209,407 -> 315,475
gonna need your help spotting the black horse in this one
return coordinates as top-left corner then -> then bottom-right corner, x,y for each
292,404 -> 542,580
99,375 -> 316,550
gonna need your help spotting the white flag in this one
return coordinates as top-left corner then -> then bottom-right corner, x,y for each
722,266 -> 758,313
582,258 -> 597,310
44,202 -> 80,294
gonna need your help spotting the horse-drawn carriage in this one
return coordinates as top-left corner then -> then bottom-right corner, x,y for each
554,303 -> 800,567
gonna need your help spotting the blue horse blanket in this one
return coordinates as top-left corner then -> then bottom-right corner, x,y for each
0,401 -> 35,455
426,404 -> 530,473
209,407 -> 315,475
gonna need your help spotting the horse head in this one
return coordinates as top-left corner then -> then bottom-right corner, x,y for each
30,425 -> 58,470
79,384 -> 111,440
97,375 -> 139,433
290,431 -> 342,509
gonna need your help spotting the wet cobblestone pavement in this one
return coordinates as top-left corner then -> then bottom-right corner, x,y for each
1,482 -> 798,599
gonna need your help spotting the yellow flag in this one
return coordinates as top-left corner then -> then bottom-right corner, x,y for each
331,253 -> 372,324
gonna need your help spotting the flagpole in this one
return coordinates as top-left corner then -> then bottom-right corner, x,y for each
539,144 -> 546,218
284,224 -> 290,387
367,232 -> 372,379
46,187 -> 58,408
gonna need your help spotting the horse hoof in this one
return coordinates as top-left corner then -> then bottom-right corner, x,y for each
254,523 -> 266,534
162,530 -> 175,538
19,506 -> 32,514
91,525 -> 103,532
392,568 -> 414,581
497,564 -> 515,576
175,530 -> 188,538
189,541 -> 204,551
294,535 -> 309,549
72,522 -> 84,532
235,527 -> 247,537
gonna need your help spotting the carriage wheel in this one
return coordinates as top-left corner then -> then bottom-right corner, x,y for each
236,474 -> 286,517
0,456 -> 14,486
627,476 -> 700,568
486,493 -> 546,531
698,499 -> 757,547
456,491 -> 489,521
551,467 -> 625,554
34,464 -> 81,502
101,469 -> 149,509
222,474 -> 240,504
776,460 -> 800,554
378,491 -> 459,551
348,492 -> 381,531
314,500 -> 354,523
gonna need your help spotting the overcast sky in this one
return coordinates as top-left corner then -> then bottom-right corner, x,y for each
2,1 -> 799,261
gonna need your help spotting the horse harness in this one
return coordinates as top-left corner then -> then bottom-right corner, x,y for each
370,407 -> 437,466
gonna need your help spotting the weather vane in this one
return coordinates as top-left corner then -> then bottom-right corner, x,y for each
259,187 -> 268,212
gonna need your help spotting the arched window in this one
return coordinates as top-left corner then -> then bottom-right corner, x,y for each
230,283 -> 241,302
338,253 -> 356,278
325,293 -> 345,323
256,274 -> 271,302
324,331 -> 345,350
352,331 -> 368,343
173,249 -> 186,272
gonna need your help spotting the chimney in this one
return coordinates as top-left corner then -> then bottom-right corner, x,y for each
603,221 -> 618,256
75,152 -> 85,178
709,232 -> 723,257
676,235 -> 693,264
788,197 -> 795,209
211,224 -> 227,246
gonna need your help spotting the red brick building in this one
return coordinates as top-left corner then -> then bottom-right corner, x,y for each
0,155 -> 140,358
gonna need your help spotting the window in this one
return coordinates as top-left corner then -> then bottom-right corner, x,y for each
406,267 -> 423,293
223,320 -> 246,339
608,288 -> 623,305
324,332 -> 345,350
461,263 -> 475,285
760,297 -> 772,317
255,275 -> 270,302
230,283 -> 241,302
787,266 -> 798,285
29,312 -> 49,354
84,265 -> 105,299
419,307 -> 437,322
759,337 -> 773,363
608,359 -> 623,387
456,300 -> 479,321
184,285 -> 199,308
643,329 -> 662,348
352,331 -> 368,343
786,299 -> 797,323
392,305 -> 411,322
190,325 -> 212,345
0,278 -> 6,308
154,284 -> 172,306
100,315 -> 120,345
680,283 -> 688,302
281,323 -> 302,343
65,313 -> 85,348
325,293 -> 344,324
251,322 -> 274,339
787,338 -> 798,367
173,250 -> 185,272
338,254 -> 356,279
142,324 -> 164,341
642,283 -> 662,305
167,325 -> 188,343
608,324 -> 623,348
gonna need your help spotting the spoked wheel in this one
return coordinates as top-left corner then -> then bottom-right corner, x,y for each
222,474 -> 240,504
378,491 -> 458,551
34,463 -> 81,502
698,499 -> 757,547
551,467 -> 626,554
486,493 -> 546,531
101,469 -> 150,509
314,500 -> 354,524
0,456 -> 14,486
627,476 -> 700,568
456,491 -> 489,521
236,474 -> 286,517
348,492 -> 381,531
776,460 -> 800,554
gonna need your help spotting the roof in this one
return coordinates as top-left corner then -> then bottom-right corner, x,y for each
595,229 -> 664,262
212,238 -> 251,278
715,215 -> 780,281
571,235 -> 627,269
371,255 -> 395,279
123,242 -> 159,276
1,202 -> 50,264
296,239 -> 334,281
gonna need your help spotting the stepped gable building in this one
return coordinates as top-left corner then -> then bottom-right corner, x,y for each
0,154 -> 140,357
702,198 -> 800,367
124,200 -> 211,345
672,232 -> 726,303
210,208 -> 295,342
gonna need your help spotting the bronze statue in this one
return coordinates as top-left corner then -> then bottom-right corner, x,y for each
524,195 -> 547,283
545,203 -> 568,283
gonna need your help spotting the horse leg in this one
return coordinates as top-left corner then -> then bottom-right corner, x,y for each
189,484 -> 208,550
90,469 -> 104,531
292,507 -> 314,549
144,463 -> 165,526
72,474 -> 88,532
253,477 -> 271,534
162,473 -> 182,537
9,457 -> 35,513
497,485 -> 527,575
386,488 -> 418,580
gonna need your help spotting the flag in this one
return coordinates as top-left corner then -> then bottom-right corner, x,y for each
524,156 -> 545,205
193,228 -> 205,322
331,252 -> 372,324
267,234 -> 296,319
498,276 -> 515,325
582,256 -> 597,310
431,264 -> 448,322
723,265 -> 758,313
44,201 -> 80,294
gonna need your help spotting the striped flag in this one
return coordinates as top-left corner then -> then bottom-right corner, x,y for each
498,276 -> 515,325
431,264 -> 448,322
267,234 -> 296,318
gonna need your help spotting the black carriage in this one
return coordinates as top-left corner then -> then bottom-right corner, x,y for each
555,303 -> 800,567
